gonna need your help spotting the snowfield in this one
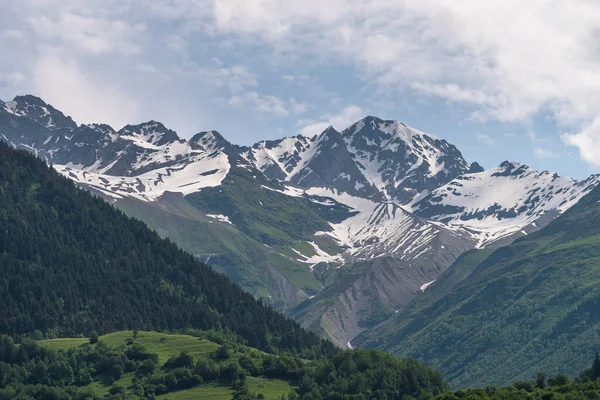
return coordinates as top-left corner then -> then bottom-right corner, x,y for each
411,162 -> 600,246
55,151 -> 230,202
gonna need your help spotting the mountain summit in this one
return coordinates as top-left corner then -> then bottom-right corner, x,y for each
247,116 -> 472,203
341,116 -> 471,202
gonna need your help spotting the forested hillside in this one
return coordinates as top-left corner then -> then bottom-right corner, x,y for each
0,142 -> 334,357
359,182 -> 600,387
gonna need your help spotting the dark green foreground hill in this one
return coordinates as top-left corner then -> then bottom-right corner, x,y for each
0,142 -> 332,357
359,182 -> 600,387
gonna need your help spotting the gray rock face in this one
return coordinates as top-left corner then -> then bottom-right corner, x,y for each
291,218 -> 476,348
289,127 -> 381,199
10,95 -> 78,130
469,161 -> 485,173
119,121 -> 180,146
341,116 -> 471,203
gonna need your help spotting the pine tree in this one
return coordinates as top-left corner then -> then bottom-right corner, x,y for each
592,353 -> 600,380
536,372 -> 546,389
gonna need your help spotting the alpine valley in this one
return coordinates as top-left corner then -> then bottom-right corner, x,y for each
1,94 -> 598,351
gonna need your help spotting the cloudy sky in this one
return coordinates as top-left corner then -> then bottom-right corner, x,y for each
2,0 -> 600,178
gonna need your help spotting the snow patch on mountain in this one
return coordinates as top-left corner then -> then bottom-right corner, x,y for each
260,184 -> 305,198
55,151 -> 230,201
3,101 -> 18,115
119,121 -> 179,147
305,187 -> 465,262
206,214 -> 233,224
248,135 -> 317,180
119,134 -> 162,150
420,280 -> 436,292
292,241 -> 345,270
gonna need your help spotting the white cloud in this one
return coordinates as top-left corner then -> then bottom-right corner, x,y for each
208,0 -> 600,119
413,83 -> 495,107
1,30 -> 25,41
228,92 -> 308,117
166,35 -> 188,52
198,65 -> 258,93
290,99 -> 309,115
28,13 -> 145,55
0,72 -> 26,86
32,52 -> 139,128
212,0 -> 351,39
562,118 -> 600,167
206,0 -> 600,166
476,133 -> 494,146
298,105 -> 365,136
4,0 -> 600,168
533,147 -> 558,160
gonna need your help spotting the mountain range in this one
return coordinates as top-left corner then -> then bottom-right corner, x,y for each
1,94 -> 598,349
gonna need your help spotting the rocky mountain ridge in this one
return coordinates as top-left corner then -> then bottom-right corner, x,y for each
2,94 -> 598,346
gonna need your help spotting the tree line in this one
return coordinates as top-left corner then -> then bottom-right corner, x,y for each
1,332 -> 599,400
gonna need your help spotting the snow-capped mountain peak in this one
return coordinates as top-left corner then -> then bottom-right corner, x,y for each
341,116 -> 471,203
319,125 -> 337,137
8,95 -> 77,130
412,162 -> 600,246
245,118 -> 474,203
190,130 -> 232,153
85,123 -> 118,138
118,121 -> 180,147
492,160 -> 530,176
246,135 -> 313,181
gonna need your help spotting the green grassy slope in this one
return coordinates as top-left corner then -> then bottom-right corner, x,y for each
115,193 -> 323,304
156,385 -> 233,399
31,330 -> 448,400
39,331 -> 294,399
154,378 -> 294,400
361,185 -> 600,387
185,166 -> 354,247
355,248 -> 495,344
112,165 -> 352,305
